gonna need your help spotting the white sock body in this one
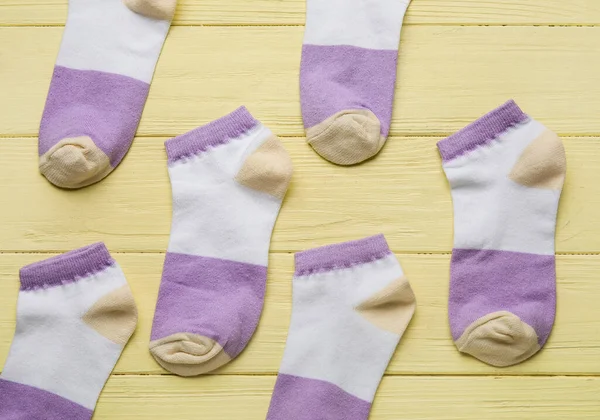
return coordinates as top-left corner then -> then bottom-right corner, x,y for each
58,0 -> 173,83
267,235 -> 416,419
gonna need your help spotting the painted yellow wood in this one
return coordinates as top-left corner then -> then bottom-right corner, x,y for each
92,375 -> 600,419
0,137 -> 596,253
2,253 -> 600,375
2,2 -> 600,416
2,0 -> 600,26
3,26 -> 600,137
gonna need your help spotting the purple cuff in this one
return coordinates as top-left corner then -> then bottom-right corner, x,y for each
437,100 -> 530,163
19,243 -> 115,290
295,234 -> 392,275
165,106 -> 260,163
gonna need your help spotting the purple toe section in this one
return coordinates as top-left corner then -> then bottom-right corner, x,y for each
151,252 -> 267,358
39,66 -> 150,167
300,45 -> 398,136
449,249 -> 556,346
266,374 -> 372,420
0,378 -> 92,420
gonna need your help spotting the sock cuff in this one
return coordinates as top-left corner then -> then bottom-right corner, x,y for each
165,106 -> 260,163
19,243 -> 115,290
294,234 -> 392,276
437,100 -> 530,163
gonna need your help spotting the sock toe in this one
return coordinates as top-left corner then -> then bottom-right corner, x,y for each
39,136 -> 113,189
306,109 -> 384,165
149,333 -> 232,376
455,311 -> 541,367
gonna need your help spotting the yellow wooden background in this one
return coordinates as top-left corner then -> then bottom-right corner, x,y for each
2,0 -> 600,418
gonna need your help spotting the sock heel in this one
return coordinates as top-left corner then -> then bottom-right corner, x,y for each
306,109 -> 384,166
82,285 -> 138,346
454,311 -> 540,367
509,129 -> 566,189
235,134 -> 293,199
123,0 -> 177,20
355,276 -> 416,335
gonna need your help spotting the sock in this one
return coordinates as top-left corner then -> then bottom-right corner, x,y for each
300,0 -> 411,166
149,106 -> 293,376
0,243 -> 138,419
266,235 -> 416,419
437,100 -> 566,367
38,0 -> 176,189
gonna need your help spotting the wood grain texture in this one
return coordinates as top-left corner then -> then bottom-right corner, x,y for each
1,1 -> 600,417
0,137 -> 596,253
3,26 -> 600,137
2,0 -> 600,26
90,375 -> 600,419
2,253 -> 600,376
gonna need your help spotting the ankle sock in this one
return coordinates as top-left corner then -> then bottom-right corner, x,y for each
149,107 -> 293,376
0,243 -> 138,419
437,100 -> 566,367
300,0 -> 412,165
266,235 -> 416,419
38,0 -> 176,189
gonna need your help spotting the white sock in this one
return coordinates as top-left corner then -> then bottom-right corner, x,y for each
39,0 -> 176,188
149,107 -> 293,376
0,243 -> 138,419
267,235 -> 416,419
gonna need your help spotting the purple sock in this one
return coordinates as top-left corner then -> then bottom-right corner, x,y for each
300,0 -> 412,165
38,0 -> 176,189
437,100 -> 566,367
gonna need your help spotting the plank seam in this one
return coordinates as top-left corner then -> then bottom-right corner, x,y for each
2,135 -> 600,140
1,251 -> 600,256
3,23 -> 600,28
104,373 -> 600,377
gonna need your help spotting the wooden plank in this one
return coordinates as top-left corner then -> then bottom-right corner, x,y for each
2,253 -> 600,375
2,26 -> 600,137
0,137 -> 597,253
3,0 -> 600,26
91,375 -> 600,419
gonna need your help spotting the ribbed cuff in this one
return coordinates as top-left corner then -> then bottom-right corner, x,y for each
437,100 -> 530,163
294,234 -> 392,275
165,106 -> 260,163
19,243 -> 115,290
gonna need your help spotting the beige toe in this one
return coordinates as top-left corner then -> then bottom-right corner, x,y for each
306,109 -> 385,165
455,311 -> 541,367
149,333 -> 232,377
39,136 -> 113,189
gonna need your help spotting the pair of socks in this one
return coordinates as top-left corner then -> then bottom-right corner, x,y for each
38,0 -> 413,188
145,110 -> 416,395
0,243 -> 138,419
